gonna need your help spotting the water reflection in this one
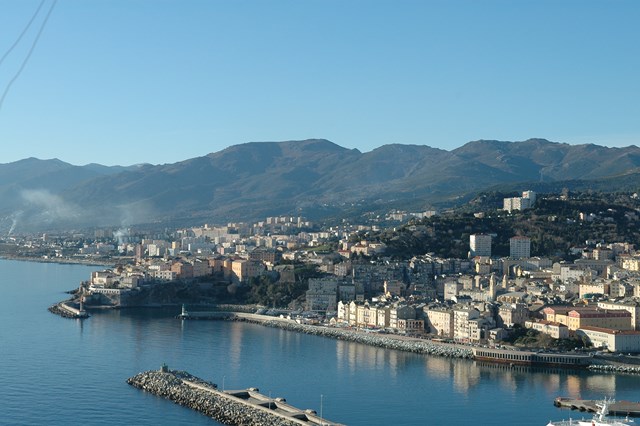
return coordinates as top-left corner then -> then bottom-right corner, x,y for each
335,339 -> 410,379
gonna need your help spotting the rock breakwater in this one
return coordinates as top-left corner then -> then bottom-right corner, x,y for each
587,364 -> 640,374
127,368 -> 337,425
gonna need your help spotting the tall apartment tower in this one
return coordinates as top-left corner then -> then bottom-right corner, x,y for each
510,236 -> 531,259
469,234 -> 492,258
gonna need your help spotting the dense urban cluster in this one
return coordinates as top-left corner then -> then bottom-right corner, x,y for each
5,190 -> 640,353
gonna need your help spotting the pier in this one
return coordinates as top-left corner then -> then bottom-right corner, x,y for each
127,366 -> 343,426
554,397 -> 640,417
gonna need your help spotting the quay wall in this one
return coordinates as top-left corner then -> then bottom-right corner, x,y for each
127,369 -> 341,426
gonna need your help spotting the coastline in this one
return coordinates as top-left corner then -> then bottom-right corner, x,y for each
182,311 -> 640,373
0,254 -> 114,267
188,312 -> 473,359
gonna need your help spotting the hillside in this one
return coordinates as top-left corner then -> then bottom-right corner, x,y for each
2,138 -> 640,233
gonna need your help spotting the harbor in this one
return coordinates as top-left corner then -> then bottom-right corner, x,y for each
127,366 -> 344,426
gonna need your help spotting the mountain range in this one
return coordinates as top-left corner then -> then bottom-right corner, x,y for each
2,138 -> 640,233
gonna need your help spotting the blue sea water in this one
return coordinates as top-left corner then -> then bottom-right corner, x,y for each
1,258 -> 639,426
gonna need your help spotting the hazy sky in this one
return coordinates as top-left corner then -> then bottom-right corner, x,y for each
0,0 -> 638,166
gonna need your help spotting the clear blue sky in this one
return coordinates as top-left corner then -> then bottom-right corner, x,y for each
0,0 -> 638,166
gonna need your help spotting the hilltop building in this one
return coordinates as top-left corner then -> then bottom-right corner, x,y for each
503,190 -> 537,213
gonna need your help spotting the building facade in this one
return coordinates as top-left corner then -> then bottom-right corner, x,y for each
470,234 -> 492,258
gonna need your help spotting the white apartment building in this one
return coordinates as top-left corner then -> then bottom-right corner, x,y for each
510,236 -> 531,259
470,234 -> 492,258
453,306 -> 480,342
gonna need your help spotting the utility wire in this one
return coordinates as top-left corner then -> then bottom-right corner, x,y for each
0,0 -> 57,112
0,0 -> 46,68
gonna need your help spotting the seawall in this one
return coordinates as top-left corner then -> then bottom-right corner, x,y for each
127,368 -> 342,426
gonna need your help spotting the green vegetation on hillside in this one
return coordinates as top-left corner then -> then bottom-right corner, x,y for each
373,191 -> 640,260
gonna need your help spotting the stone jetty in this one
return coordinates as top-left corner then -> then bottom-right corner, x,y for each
48,301 -> 89,319
127,366 -> 343,425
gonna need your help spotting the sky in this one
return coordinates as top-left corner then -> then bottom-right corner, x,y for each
0,0 -> 639,166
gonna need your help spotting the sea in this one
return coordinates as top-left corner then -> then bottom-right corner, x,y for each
1,258 -> 639,426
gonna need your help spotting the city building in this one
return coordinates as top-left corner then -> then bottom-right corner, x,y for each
576,327 -> 640,352
509,236 -> 531,259
470,234 -> 492,258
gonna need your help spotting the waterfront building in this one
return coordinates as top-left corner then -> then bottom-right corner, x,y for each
389,304 -> 416,329
542,306 -> 633,331
576,326 -> 640,352
376,305 -> 390,328
306,278 -> 339,312
453,306 -> 480,343
397,318 -> 425,334
468,316 -> 494,343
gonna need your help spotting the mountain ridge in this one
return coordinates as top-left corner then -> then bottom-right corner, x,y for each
2,138 -> 640,233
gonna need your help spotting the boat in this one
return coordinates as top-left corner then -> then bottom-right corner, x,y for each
547,398 -> 635,426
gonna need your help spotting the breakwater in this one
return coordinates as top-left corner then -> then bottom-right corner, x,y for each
48,301 -> 89,319
587,364 -> 640,374
127,367 -> 342,425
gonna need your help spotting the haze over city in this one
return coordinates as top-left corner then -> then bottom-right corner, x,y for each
1,0 -> 639,166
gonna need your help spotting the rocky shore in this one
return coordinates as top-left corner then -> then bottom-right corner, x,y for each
127,368 -> 319,426
234,315 -> 474,359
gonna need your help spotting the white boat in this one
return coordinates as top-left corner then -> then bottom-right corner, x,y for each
547,399 -> 634,426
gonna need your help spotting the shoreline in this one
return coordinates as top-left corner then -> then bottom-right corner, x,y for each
0,254 -> 114,267
182,311 -> 640,373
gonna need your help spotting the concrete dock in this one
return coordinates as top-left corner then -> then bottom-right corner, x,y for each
554,397 -> 640,417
